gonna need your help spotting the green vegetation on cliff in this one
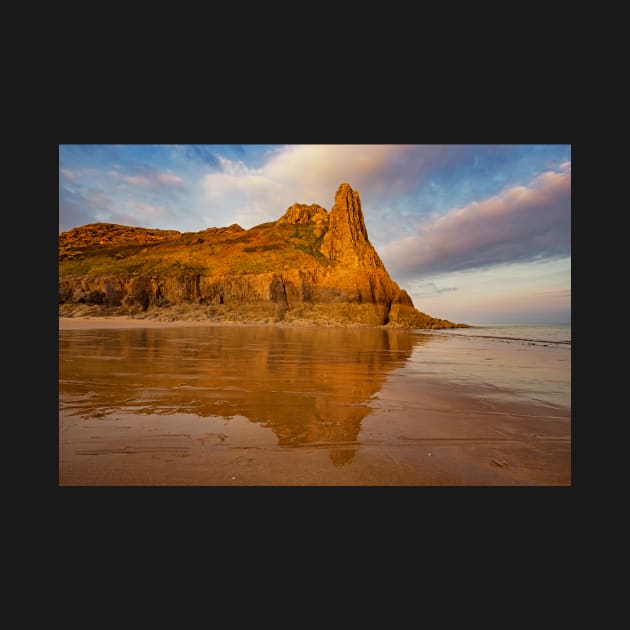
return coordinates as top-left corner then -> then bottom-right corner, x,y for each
58,185 -> 468,329
59,219 -> 333,278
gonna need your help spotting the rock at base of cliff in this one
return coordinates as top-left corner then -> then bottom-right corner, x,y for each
59,301 -> 464,329
388,303 -> 466,329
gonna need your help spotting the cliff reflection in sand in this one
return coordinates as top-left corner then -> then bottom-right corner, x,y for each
59,326 -> 428,465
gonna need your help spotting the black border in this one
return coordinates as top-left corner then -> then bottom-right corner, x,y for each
49,90 -> 576,559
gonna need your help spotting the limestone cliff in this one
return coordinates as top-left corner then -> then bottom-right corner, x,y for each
59,183 -> 466,328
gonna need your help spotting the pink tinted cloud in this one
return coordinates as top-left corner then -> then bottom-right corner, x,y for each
128,200 -> 168,217
155,171 -> 184,187
380,165 -> 571,278
109,170 -> 184,189
122,174 -> 152,186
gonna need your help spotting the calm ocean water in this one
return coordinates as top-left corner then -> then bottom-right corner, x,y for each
426,323 -> 571,345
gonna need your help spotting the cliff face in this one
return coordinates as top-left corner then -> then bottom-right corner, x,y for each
59,183 -> 465,328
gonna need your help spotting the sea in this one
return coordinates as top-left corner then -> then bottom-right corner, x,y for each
427,323 -> 571,345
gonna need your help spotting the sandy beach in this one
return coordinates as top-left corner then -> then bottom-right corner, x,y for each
59,316 -> 262,330
59,317 -> 571,485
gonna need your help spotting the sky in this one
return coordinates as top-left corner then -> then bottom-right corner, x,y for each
59,144 -> 571,324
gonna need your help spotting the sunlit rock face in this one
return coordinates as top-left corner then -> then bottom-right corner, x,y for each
59,183 -> 466,329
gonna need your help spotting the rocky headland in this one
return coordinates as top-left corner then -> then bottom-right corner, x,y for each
59,183 -> 467,328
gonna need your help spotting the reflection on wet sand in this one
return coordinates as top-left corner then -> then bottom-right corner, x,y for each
59,324 -> 570,485
59,326 -> 426,467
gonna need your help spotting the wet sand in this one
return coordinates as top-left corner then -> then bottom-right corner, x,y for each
59,316 -> 261,330
59,318 -> 570,485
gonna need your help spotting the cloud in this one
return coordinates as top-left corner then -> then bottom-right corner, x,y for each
59,185 -> 118,232
84,191 -> 111,207
379,164 -> 571,279
59,185 -> 172,232
110,169 -> 186,190
155,171 -> 184,187
198,145 -> 487,228
60,168 -> 75,181
412,282 -> 458,298
403,257 -> 571,324
173,145 -> 221,168
200,158 -> 285,225
60,187 -> 95,231
262,145 -> 488,204
122,174 -> 152,186
127,200 -> 168,217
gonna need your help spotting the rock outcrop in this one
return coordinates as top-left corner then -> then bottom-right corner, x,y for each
59,183 -> 467,328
